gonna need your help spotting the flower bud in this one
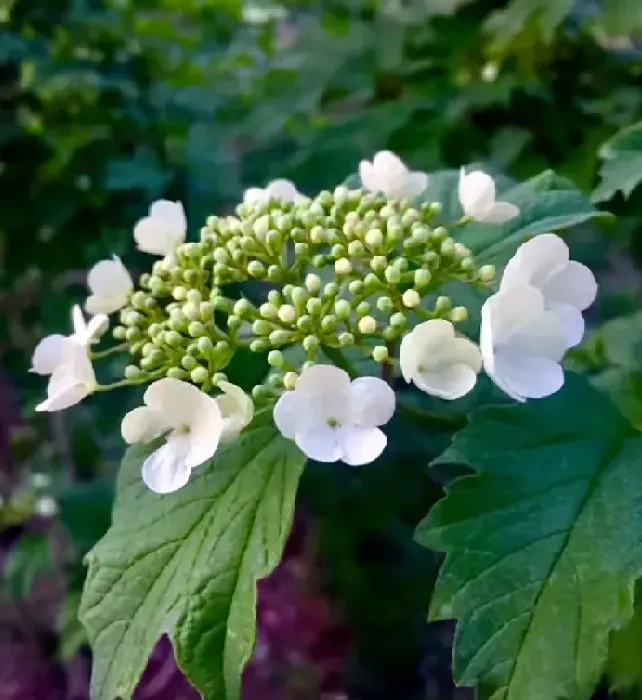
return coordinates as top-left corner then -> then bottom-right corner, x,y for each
291,286 -> 307,308
358,315 -> 377,334
454,242 -> 471,259
428,201 -> 442,216
303,335 -> 320,353
267,372 -> 284,387
356,301 -> 370,317
200,301 -> 214,321
321,314 -> 337,332
149,277 -> 165,296
306,297 -> 322,315
295,242 -> 309,258
372,345 -> 389,363
348,240 -> 365,257
278,304 -> 297,325
227,314 -> 242,331
335,258 -> 352,275
414,269 -> 432,288
297,314 -> 312,332
323,282 -> 339,298
124,365 -> 143,380
339,332 -> 355,346
252,319 -> 273,336
266,229 -> 281,251
197,336 -> 214,355
125,327 -> 142,343
188,321 -> 206,337
402,289 -> 421,308
401,209 -> 420,227
435,295 -> 452,312
113,325 -> 127,340
376,296 -> 394,312
182,303 -> 201,322
348,280 -> 364,296
247,260 -> 266,278
390,312 -> 407,328
305,273 -> 321,294
124,310 -> 144,327
371,255 -> 388,273
233,298 -> 253,318
440,238 -> 455,256
253,215 -> 271,240
166,367 -> 188,380
310,226 -> 326,244
249,337 -> 271,353
173,286 -> 188,301
451,306 -> 468,323
214,248 -> 230,264
283,372 -> 298,390
191,366 -> 209,384
268,350 -> 285,368
382,326 -> 398,342
312,254 -> 327,268
479,264 -> 496,282
335,299 -> 351,320
269,330 -> 295,346
460,257 -> 474,272
384,266 -> 401,284
182,355 -> 198,371
365,228 -> 384,249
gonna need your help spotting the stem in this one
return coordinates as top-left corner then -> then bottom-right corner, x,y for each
321,346 -> 358,378
94,369 -> 165,392
397,401 -> 467,430
90,344 -> 127,360
381,340 -> 395,384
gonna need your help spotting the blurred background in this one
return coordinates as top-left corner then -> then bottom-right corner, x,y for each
1,0 -> 642,698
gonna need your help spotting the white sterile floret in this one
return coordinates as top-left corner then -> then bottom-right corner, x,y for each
480,283 -> 569,402
273,365 -> 395,466
36,340 -> 97,412
243,179 -> 307,205
31,305 -> 107,376
85,255 -> 134,315
500,233 -> 597,347
458,168 -> 519,223
359,151 -> 428,200
133,200 -> 187,256
121,379 -> 253,494
400,319 -> 482,400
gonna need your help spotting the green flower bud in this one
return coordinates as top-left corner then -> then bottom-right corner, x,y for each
113,325 -> 127,340
168,310 -> 188,331
283,372 -> 298,390
140,356 -> 158,371
414,269 -> 432,288
338,332 -> 355,347
269,330 -> 295,346
358,315 -> 377,334
253,215 -> 271,240
257,303 -> 277,323
182,303 -> 201,322
252,384 -> 273,401
278,304 -> 297,324
361,273 -> 377,289
191,366 -> 209,384
451,306 -> 468,323
479,264 -> 496,282
402,289 -> 421,308
267,372 -> 284,387
435,295 -> 452,312
183,242 -> 202,258
173,286 -> 188,301
214,248 -> 230,264
370,255 -> 388,273
312,254 -> 327,268
268,290 -> 282,306
429,201 -> 442,215
372,345 -> 389,363
306,297 -> 322,315
384,266 -> 401,284
124,365 -> 143,380
321,314 -> 337,332
297,314 -> 312,332
460,257 -> 474,271
401,209 -> 420,227
376,296 -> 394,312
125,327 -> 142,342
182,355 -> 198,371
141,342 -> 156,357
268,350 -> 285,368
335,258 -> 352,275
348,280 -> 363,295
305,273 -> 321,294
423,251 -> 440,269
276,214 -> 294,232
131,291 -> 147,309
309,226 -> 326,244
250,338 -> 271,353
323,282 -> 339,298
166,367 -> 188,380
186,342 -> 201,357
124,310 -> 144,327
227,314 -> 242,330
267,265 -> 282,282
149,277 -> 165,296
335,299 -> 351,320
294,242 -> 309,258
291,286 -> 307,308
184,289 -> 200,305
188,321 -> 205,338
247,260 -> 266,278
252,319 -> 273,336
303,335 -> 320,353
282,284 -> 294,299
331,244 -> 347,259
383,325 -> 398,341
365,229 -> 384,249
233,298 -> 253,318
197,336 -> 214,355
266,229 -> 281,251
454,242 -> 471,259
356,301 -> 370,317
390,312 -> 407,328
440,238 -> 455,256
347,240 -> 365,257
200,301 -> 214,321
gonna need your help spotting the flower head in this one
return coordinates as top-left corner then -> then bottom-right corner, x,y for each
243,179 -> 307,206
458,168 -> 519,223
133,200 -> 187,256
480,283 -> 568,402
273,365 -> 395,466
359,151 -> 428,200
86,255 -> 133,315
36,340 -> 97,412
500,233 -> 597,347
121,378 -> 252,494
400,319 -> 481,400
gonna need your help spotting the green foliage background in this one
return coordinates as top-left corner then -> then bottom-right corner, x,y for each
3,0 -> 642,698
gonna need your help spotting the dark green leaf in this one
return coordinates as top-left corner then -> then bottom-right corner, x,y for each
593,122 -> 642,203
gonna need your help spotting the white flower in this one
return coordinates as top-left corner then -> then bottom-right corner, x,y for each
30,305 -> 107,376
243,179 -> 307,206
480,283 -> 569,402
359,151 -> 428,200
121,379 -> 253,494
273,365 -> 395,466
458,168 -> 519,223
85,255 -> 133,315
133,200 -> 187,256
400,320 -> 482,400
34,496 -> 58,518
36,340 -> 97,412
500,233 -> 597,347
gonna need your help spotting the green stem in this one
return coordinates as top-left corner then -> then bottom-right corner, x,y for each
90,344 -> 127,360
94,369 -> 165,392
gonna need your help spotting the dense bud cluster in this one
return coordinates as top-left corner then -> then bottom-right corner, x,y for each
112,186 -> 496,396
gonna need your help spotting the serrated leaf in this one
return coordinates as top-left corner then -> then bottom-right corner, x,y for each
416,375 -> 642,700
593,122 -> 642,203
79,410 -> 306,700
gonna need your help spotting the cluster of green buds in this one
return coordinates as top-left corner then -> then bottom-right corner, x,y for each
111,186 -> 495,400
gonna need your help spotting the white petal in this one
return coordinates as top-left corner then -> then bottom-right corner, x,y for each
121,406 -> 166,444
86,292 -> 129,316
372,151 -> 407,180
484,201 -> 520,223
36,381 -> 92,412
549,303 -> 586,348
134,216 -> 179,257
541,260 -> 597,311
72,304 -> 87,337
414,364 -> 479,400
84,313 -> 109,341
87,256 -> 133,297
336,426 -> 387,466
149,200 -> 187,235
450,336 -> 483,372
490,351 -> 564,400
295,364 -> 351,395
216,381 -> 254,441
273,391 -> 303,439
141,438 -> 192,494
295,426 -> 341,463
403,171 -> 429,198
266,179 -> 300,203
243,187 -> 267,205
347,377 -> 396,427
399,330 -> 419,383
36,351 -> 95,412
143,378 -> 215,429
359,160 -> 378,192
500,233 -> 569,291
185,410 -> 223,470
459,170 -> 496,219
31,334 -> 67,375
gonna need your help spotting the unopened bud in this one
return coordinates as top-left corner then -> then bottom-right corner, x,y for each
173,286 -> 188,301
303,335 -> 320,353
167,367 -> 189,380
197,337 -> 214,355
278,304 -> 297,325
323,282 -> 339,298
440,238 -> 455,256
402,289 -> 421,308
390,312 -> 407,329
376,296 -> 394,312
479,264 -> 496,282
435,295 -> 452,312
365,229 -> 384,249
269,330 -> 295,346
283,372 -> 299,390
227,314 -> 242,330
306,297 -> 322,315
113,325 -> 127,340
451,306 -> 468,323
305,273 -> 321,294
335,258 -> 352,275
414,269 -> 432,288
335,299 -> 351,320
188,321 -> 206,338
384,266 -> 401,284
247,260 -> 266,278
372,346 -> 389,363
371,256 -> 388,273
358,316 -> 377,334
250,338 -> 271,353
191,366 -> 209,384
348,240 -> 365,257
339,332 -> 355,346
124,365 -> 143,380
253,215 -> 271,239
253,319 -> 274,336
321,314 -> 337,332
356,301 -> 370,317
182,355 -> 198,371
268,350 -> 285,368
182,303 -> 200,322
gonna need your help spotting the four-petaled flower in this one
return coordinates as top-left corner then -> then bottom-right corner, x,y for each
86,255 -> 134,315
480,283 -> 569,402
458,168 -> 519,223
400,319 -> 482,400
359,151 -> 428,200
273,365 -> 395,466
243,179 -> 308,206
121,378 -> 254,494
500,233 -> 597,347
134,200 -> 187,256
36,339 -> 97,412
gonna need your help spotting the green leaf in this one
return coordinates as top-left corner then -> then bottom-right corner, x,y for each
593,122 -> 642,203
79,410 -> 306,700
607,581 -> 642,696
416,375 -> 642,700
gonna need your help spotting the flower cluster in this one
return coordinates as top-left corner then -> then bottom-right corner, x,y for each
31,150 -> 597,492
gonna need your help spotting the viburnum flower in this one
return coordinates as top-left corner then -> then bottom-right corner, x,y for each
273,364 -> 395,465
399,319 -> 482,400
359,151 -> 428,200
243,179 -> 307,205
85,255 -> 133,315
121,378 -> 253,494
480,283 -> 568,402
133,200 -> 187,256
30,305 -> 107,376
500,233 -> 597,347
458,168 -> 519,223
36,340 -> 97,412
